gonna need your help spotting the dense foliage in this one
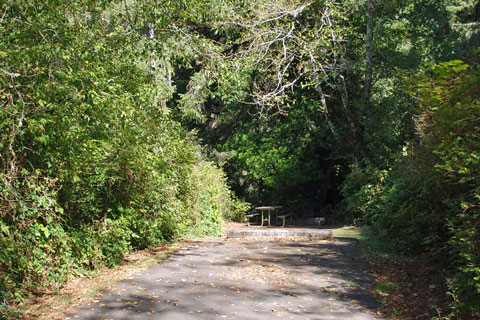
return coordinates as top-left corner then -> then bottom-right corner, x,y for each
0,0 -> 246,315
342,61 -> 480,317
1,0 -> 480,317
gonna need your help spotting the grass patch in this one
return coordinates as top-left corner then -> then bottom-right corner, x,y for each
376,282 -> 390,294
333,225 -> 399,258
332,225 -> 366,239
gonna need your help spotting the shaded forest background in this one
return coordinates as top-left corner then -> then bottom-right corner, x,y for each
1,0 -> 479,318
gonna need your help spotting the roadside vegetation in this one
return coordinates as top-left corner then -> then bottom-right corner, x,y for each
335,226 -> 452,320
0,2 -> 248,316
1,0 -> 479,318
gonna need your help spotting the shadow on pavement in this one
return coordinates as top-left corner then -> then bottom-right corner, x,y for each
65,239 -> 382,320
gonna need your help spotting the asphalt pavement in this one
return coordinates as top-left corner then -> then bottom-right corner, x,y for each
64,238 -> 383,320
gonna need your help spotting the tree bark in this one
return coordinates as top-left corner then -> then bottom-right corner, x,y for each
475,0 -> 480,21
337,74 -> 356,138
315,83 -> 339,141
363,0 -> 374,108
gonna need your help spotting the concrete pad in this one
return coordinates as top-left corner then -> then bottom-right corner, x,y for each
227,228 -> 333,239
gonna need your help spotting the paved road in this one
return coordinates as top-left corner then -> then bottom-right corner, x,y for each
65,238 -> 383,320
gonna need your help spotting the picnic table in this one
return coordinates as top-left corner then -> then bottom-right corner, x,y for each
253,206 -> 282,227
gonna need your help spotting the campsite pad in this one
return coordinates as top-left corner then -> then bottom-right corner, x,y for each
64,238 -> 383,320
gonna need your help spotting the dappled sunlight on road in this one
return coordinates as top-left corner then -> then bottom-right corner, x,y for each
65,239 -> 383,320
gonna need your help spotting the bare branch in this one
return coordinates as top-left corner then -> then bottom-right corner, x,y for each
0,68 -> 21,78
252,2 -> 312,26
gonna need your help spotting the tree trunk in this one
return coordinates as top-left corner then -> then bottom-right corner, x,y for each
475,0 -> 480,21
337,74 -> 356,139
363,0 -> 374,108
315,83 -> 339,141
337,74 -> 361,164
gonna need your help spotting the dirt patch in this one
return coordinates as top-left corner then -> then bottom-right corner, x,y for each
367,253 -> 450,320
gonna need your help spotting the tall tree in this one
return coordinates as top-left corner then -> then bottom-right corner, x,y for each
363,0 -> 374,107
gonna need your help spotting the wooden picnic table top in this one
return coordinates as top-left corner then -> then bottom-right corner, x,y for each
255,206 -> 282,211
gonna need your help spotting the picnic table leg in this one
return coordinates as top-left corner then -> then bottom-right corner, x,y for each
260,211 -> 264,227
268,211 -> 271,226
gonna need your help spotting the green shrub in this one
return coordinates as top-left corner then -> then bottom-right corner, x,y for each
337,165 -> 387,224
339,61 -> 480,317
226,196 -> 251,222
0,2 -> 243,316
180,161 -> 250,235
97,218 -> 133,267
0,172 -> 71,304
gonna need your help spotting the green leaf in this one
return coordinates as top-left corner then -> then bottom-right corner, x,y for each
1,224 -> 9,235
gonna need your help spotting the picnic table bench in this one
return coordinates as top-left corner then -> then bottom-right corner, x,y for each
247,206 -> 291,227
256,206 -> 282,227
276,211 -> 292,227
246,212 -> 261,226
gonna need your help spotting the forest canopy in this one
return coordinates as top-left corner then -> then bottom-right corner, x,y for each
1,0 -> 479,317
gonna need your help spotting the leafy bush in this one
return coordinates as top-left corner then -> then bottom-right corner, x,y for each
0,172 -> 72,305
337,165 -> 387,224
339,61 -> 480,317
225,196 -> 251,222
0,2 -> 245,316
181,161 -> 250,233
